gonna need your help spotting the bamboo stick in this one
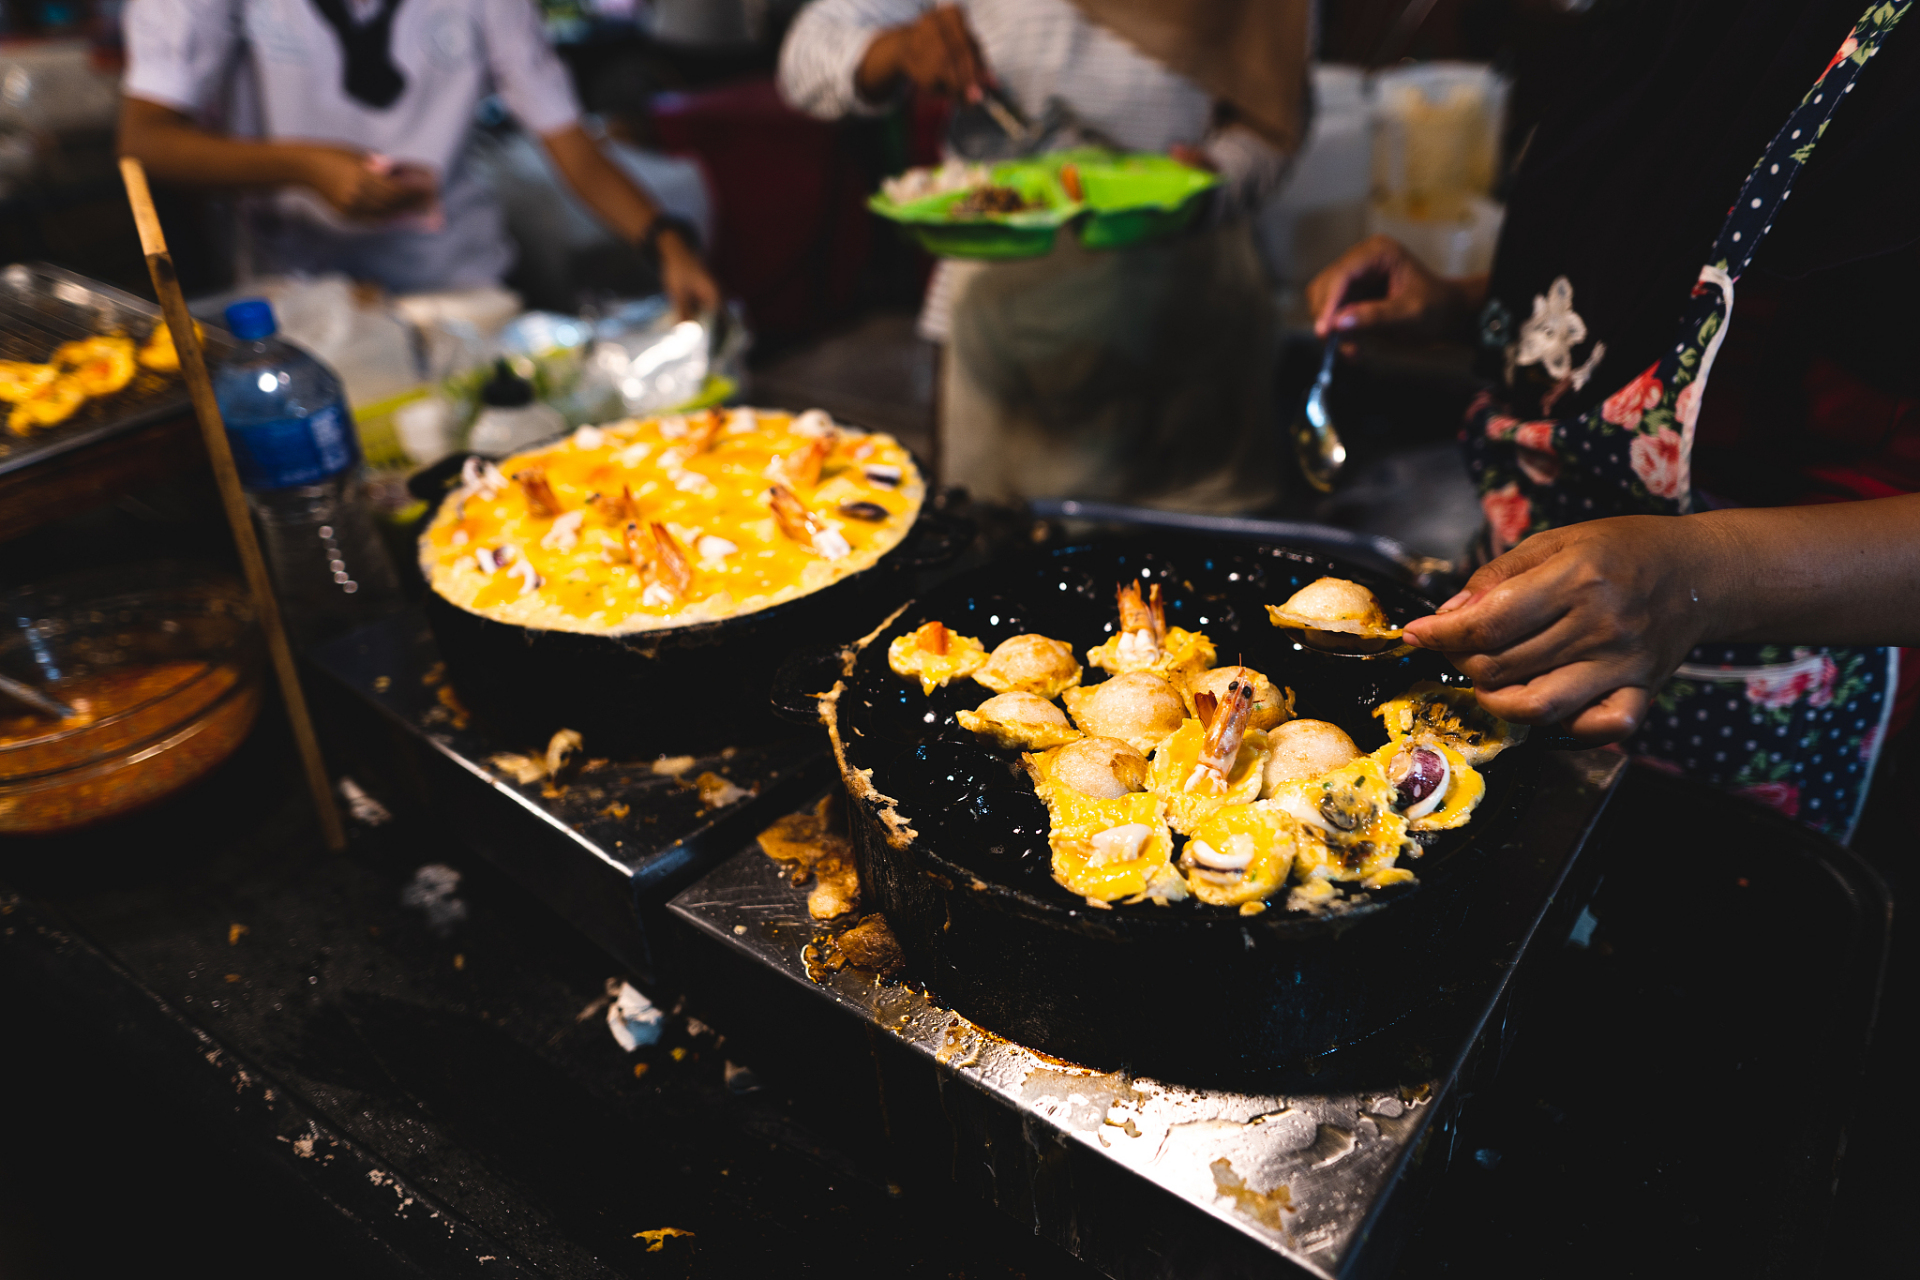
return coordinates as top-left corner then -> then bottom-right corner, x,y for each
118,157 -> 347,851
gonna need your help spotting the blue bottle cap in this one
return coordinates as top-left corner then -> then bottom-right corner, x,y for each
224,298 -> 278,341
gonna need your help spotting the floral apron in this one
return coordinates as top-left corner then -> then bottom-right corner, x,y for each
1463,0 -> 1911,840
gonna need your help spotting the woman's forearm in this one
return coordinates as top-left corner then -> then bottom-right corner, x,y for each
119,97 -> 314,189
1403,494 -> 1920,739
1694,495 -> 1920,646
541,123 -> 680,245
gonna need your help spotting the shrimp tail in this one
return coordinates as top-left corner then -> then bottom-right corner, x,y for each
649,521 -> 693,598
1188,679 -> 1254,791
514,467 -> 562,518
769,482 -> 823,543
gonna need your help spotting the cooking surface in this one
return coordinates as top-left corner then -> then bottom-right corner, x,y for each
306,608 -> 834,974
837,538 -> 1521,919
671,745 -> 1624,1278
0,263 -> 232,478
0,710 -> 1897,1276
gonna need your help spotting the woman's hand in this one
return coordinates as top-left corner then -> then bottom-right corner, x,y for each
1306,234 -> 1485,341
657,228 -> 722,321
857,5 -> 991,103
296,146 -> 437,219
1402,516 -> 1734,743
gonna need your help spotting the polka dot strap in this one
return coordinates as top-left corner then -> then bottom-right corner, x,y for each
1715,0 -> 1912,276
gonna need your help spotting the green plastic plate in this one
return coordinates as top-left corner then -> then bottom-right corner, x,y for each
1057,151 -> 1220,250
869,152 -> 1220,259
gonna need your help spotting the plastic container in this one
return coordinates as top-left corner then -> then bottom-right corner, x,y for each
467,359 -> 566,455
0,567 -> 262,834
215,298 -> 402,644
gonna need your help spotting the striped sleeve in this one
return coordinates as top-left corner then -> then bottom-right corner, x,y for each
777,0 -> 931,120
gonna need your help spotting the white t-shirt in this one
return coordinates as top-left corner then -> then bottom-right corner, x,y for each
123,0 -> 581,290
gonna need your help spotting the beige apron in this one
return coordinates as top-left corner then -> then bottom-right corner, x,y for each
940,222 -> 1279,513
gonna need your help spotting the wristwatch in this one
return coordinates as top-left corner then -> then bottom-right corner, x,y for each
640,215 -> 700,266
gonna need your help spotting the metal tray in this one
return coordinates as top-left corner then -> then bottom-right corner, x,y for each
0,262 -> 234,479
306,607 -> 836,979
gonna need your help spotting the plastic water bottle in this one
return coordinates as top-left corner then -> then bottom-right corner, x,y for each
215,298 -> 401,644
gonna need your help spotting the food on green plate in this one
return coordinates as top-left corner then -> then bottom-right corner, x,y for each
880,160 -> 993,204
951,185 -> 1042,216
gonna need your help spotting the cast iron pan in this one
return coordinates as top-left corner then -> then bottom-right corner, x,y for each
410,450 -> 969,756
785,535 -> 1558,1087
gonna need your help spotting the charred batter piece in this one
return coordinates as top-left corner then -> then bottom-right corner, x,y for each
834,914 -> 905,975
514,467 -> 562,518
757,794 -> 861,920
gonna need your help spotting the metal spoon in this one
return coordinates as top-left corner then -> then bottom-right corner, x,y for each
0,671 -> 76,720
1292,332 -> 1348,494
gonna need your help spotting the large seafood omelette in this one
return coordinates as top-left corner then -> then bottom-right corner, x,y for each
423,407 -> 924,633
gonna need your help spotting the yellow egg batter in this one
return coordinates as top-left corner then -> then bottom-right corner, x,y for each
423,409 -> 924,634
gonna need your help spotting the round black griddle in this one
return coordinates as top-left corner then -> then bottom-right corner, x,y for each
809,536 -> 1543,1087
411,450 -> 967,756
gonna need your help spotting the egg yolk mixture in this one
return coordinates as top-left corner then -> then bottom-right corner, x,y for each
423,409 -> 924,633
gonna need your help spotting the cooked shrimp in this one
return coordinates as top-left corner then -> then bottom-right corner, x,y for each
624,520 -> 651,570
774,437 -> 832,490
1186,679 -> 1254,794
514,467 -> 562,518
768,483 -> 851,558
686,408 -> 725,453
1114,581 -> 1166,666
649,522 -> 693,599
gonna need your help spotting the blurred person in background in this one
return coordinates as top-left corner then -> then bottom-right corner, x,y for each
1307,0 -> 1920,840
115,0 -> 720,315
779,0 -> 1310,512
